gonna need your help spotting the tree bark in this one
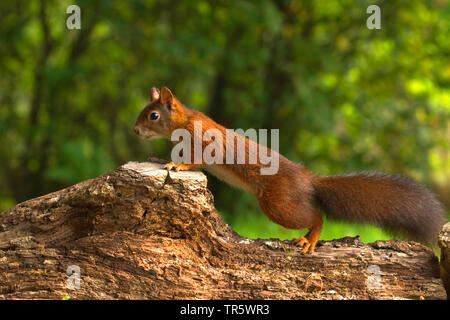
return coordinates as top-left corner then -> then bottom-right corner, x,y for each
439,222 -> 450,298
0,162 -> 446,300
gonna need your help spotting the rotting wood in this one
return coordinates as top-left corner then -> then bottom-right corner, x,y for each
439,222 -> 450,298
0,162 -> 446,299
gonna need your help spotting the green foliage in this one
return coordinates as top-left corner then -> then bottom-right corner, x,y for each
45,139 -> 115,184
0,0 -> 449,240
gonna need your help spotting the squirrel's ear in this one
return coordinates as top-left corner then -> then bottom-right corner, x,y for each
150,87 -> 160,101
160,86 -> 175,109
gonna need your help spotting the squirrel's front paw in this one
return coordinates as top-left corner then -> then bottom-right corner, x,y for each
147,156 -> 168,164
164,162 -> 184,172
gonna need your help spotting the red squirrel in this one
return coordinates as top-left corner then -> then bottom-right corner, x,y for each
134,86 -> 447,253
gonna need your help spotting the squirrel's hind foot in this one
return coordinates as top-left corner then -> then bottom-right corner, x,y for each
293,233 -> 319,254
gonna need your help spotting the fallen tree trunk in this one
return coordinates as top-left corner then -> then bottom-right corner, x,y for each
439,222 -> 450,297
0,162 -> 446,299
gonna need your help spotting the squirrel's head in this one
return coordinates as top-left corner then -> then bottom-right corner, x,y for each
134,87 -> 185,139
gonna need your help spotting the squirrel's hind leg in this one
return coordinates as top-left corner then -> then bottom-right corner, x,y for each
258,196 -> 323,254
293,215 -> 323,254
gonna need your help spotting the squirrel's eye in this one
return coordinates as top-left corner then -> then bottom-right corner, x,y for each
150,112 -> 159,120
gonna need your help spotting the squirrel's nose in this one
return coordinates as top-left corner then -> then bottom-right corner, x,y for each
134,126 -> 141,135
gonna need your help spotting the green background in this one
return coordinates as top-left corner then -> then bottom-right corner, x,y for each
1,0 -> 449,243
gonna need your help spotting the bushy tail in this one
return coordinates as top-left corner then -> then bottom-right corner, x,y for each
312,171 -> 447,245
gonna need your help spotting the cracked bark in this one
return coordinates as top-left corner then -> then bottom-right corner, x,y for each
0,162 -> 446,299
439,223 -> 450,297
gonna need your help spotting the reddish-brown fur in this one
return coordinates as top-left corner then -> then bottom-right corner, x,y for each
134,87 -> 447,253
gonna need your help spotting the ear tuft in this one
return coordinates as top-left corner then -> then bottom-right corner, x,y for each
160,87 -> 174,108
150,87 -> 160,101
